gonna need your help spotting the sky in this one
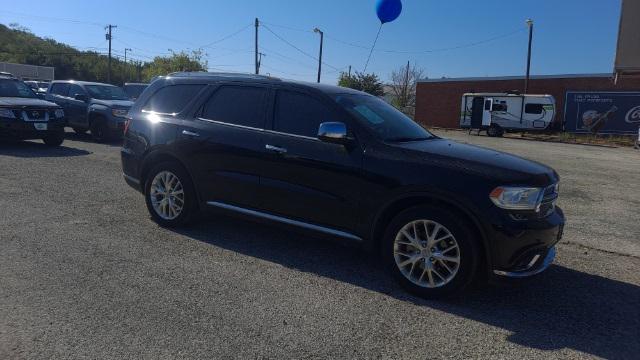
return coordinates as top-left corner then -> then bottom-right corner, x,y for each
0,0 -> 623,84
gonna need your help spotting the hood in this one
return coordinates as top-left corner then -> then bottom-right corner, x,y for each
394,138 -> 558,186
0,97 -> 60,108
92,99 -> 134,108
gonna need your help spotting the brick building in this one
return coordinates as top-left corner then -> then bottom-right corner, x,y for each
415,74 -> 640,129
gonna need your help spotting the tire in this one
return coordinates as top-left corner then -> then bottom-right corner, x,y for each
42,131 -> 64,147
73,127 -> 88,134
90,117 -> 109,142
144,161 -> 197,227
382,205 -> 480,298
487,125 -> 504,137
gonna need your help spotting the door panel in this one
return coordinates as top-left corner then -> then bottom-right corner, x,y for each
259,133 -> 363,231
66,84 -> 88,127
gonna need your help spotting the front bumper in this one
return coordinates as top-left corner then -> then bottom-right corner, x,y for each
0,117 -> 65,139
487,206 -> 564,279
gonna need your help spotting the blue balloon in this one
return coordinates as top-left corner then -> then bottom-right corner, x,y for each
376,0 -> 402,24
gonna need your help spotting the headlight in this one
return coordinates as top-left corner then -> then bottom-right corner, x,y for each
54,109 -> 64,118
0,108 -> 16,119
112,109 -> 129,118
489,186 -> 543,211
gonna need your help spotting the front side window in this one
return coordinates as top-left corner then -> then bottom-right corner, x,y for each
201,86 -> 268,128
274,90 -> 334,138
51,83 -> 69,96
67,84 -> 85,98
0,79 -> 37,98
333,93 -> 434,142
85,85 -> 129,100
143,84 -> 205,114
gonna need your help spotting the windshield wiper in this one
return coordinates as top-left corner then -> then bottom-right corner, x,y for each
386,136 -> 431,142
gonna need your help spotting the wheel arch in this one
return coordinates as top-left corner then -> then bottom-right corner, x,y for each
370,192 -> 492,273
139,150 -> 202,206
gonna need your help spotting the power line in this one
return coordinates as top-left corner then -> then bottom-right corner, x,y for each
261,24 -> 342,72
0,10 -> 103,27
200,23 -> 253,47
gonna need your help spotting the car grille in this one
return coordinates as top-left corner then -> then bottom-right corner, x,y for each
20,108 -> 50,122
539,183 -> 559,217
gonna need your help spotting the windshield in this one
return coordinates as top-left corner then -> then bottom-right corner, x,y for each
123,84 -> 147,99
85,85 -> 129,100
333,93 -> 434,142
0,79 -> 38,98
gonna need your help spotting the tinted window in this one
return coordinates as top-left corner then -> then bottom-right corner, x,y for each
67,84 -> 85,97
0,79 -> 37,98
525,103 -> 544,114
334,93 -> 434,142
123,84 -> 147,99
143,84 -> 205,114
85,85 -> 129,100
274,90 -> 334,137
201,86 -> 267,128
51,83 -> 69,96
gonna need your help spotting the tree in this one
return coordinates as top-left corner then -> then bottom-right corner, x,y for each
389,62 -> 425,116
338,71 -> 384,97
141,49 -> 208,81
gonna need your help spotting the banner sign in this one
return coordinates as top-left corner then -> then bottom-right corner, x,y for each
564,92 -> 640,135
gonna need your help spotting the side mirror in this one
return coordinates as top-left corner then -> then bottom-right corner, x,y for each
318,122 -> 351,144
74,93 -> 88,102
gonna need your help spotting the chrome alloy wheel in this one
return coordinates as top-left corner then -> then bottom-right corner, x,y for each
149,171 -> 185,220
393,220 -> 461,288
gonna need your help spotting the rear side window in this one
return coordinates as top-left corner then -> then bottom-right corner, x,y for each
67,84 -> 85,97
201,86 -> 268,129
51,83 -> 69,96
525,103 -> 544,114
143,84 -> 205,114
274,90 -> 334,138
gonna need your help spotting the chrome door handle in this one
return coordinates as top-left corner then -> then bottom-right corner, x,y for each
182,130 -> 200,137
265,144 -> 287,154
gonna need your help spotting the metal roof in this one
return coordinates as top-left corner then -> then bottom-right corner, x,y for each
418,73 -> 613,83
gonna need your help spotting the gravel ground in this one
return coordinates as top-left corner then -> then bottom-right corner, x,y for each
1,130 -> 638,359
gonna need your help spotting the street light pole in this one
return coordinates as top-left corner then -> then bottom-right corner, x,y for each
124,48 -> 132,83
314,28 -> 324,83
524,19 -> 534,94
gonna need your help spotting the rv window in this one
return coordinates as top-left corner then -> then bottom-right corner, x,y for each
492,103 -> 507,112
525,103 -> 544,114
484,99 -> 492,110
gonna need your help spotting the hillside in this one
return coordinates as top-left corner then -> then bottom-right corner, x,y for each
0,23 -> 207,84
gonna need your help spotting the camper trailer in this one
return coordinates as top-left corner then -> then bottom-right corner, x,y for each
460,93 -> 556,136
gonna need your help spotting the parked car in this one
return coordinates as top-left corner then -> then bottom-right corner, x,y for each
45,80 -> 133,141
24,80 -> 50,99
0,73 -> 65,146
122,82 -> 148,101
121,72 -> 564,298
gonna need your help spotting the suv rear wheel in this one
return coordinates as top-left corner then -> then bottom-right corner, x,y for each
144,161 -> 197,227
382,205 -> 479,298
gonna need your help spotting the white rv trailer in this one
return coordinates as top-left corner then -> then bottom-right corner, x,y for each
460,93 -> 556,136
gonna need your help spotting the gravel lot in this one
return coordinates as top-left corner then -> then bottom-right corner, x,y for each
1,130 -> 639,359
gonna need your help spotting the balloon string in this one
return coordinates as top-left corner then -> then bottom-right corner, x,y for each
363,23 -> 383,73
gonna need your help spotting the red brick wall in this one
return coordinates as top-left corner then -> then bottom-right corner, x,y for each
415,75 -> 640,129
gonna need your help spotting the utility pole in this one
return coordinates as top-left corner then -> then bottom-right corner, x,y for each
348,65 -> 351,77
255,18 -> 259,74
313,28 -> 324,83
257,52 -> 265,74
524,19 -> 533,94
404,60 -> 410,107
124,48 -> 131,83
105,24 -> 117,84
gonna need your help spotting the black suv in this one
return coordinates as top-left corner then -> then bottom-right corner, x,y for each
121,72 -> 564,297
0,73 -> 65,146
46,80 -> 133,141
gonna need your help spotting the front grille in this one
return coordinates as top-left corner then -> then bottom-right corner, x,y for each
20,109 -> 49,122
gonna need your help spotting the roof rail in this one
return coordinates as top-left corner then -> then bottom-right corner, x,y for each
166,71 -> 281,81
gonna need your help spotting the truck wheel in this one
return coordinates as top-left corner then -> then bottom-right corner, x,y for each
90,118 -> 109,142
42,132 -> 64,147
487,125 -> 504,137
382,205 -> 480,298
144,161 -> 198,227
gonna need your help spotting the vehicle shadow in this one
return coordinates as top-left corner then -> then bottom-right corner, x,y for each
173,216 -> 640,359
63,131 -> 123,147
0,140 -> 91,158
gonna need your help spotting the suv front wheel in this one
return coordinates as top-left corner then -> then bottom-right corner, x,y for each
382,205 -> 480,298
144,161 -> 197,227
